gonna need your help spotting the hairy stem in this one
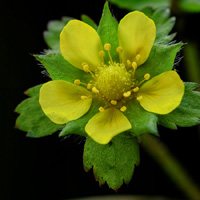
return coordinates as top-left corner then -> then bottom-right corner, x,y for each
139,134 -> 200,200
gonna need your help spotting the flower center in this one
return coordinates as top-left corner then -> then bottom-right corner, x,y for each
74,43 -> 151,112
96,63 -> 132,101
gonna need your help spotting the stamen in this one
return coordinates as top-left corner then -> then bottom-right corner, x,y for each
116,47 -> 123,63
82,64 -> 89,73
133,87 -> 139,92
111,100 -> 117,105
132,62 -> 137,70
92,87 -> 99,94
120,106 -> 127,112
104,43 -> 111,51
81,95 -> 88,100
123,91 -> 131,98
87,83 -> 92,89
127,60 -> 131,68
116,46 -> 123,53
99,50 -> 105,57
136,54 -> 141,61
144,73 -> 150,80
104,43 -> 113,64
74,79 -> 80,85
137,96 -> 143,101
99,107 -> 105,112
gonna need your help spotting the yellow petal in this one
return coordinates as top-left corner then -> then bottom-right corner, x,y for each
118,11 -> 156,66
137,71 -> 185,114
60,20 -> 103,71
85,107 -> 132,144
39,80 -> 92,124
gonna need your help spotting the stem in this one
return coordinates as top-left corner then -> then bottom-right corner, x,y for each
139,134 -> 200,200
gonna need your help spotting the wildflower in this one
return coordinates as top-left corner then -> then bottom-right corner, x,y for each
39,11 -> 184,144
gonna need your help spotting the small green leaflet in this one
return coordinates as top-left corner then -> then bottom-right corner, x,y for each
15,85 -> 64,137
83,133 -> 140,190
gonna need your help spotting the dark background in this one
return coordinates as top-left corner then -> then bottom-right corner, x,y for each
1,0 -> 200,199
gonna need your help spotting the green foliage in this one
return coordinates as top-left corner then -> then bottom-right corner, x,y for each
179,0 -> 200,13
108,0 -> 171,11
135,43 -> 183,81
35,53 -> 91,83
44,17 -> 73,50
83,133 -> 140,189
159,82 -> 200,129
126,100 -> 159,136
97,2 -> 119,63
15,85 -> 63,137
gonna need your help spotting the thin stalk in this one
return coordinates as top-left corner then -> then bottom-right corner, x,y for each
139,134 -> 200,200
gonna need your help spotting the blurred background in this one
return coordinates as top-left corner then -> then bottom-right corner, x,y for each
1,0 -> 200,199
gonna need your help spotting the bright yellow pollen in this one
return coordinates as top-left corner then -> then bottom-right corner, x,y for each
87,83 -> 92,89
127,60 -> 131,67
116,46 -> 123,53
81,95 -> 88,100
104,43 -> 111,51
99,107 -> 105,112
132,62 -> 137,70
92,87 -> 99,94
83,64 -> 89,72
136,54 -> 141,61
133,87 -> 139,92
99,50 -> 105,57
111,100 -> 118,105
144,73 -> 150,80
74,79 -> 80,85
137,96 -> 143,101
96,63 -> 132,101
123,91 -> 131,98
120,106 -> 127,112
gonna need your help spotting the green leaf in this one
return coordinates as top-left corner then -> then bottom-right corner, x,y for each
158,82 -> 200,129
59,99 -> 102,137
108,0 -> 171,11
179,0 -> 200,13
97,2 -> 119,63
15,85 -> 63,137
83,133 -> 140,189
44,17 -> 73,50
35,52 -> 91,83
81,14 -> 98,30
125,100 -> 158,136
135,43 -> 183,81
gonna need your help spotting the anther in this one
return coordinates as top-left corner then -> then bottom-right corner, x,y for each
104,43 -> 111,51
74,79 -> 80,85
116,46 -> 123,53
99,50 -> 105,57
82,64 -> 89,73
127,60 -> 131,67
87,83 -> 92,89
123,91 -> 131,98
136,54 -> 141,61
111,100 -> 118,105
144,73 -> 150,80
132,62 -> 137,70
120,106 -> 127,112
81,96 -> 88,100
137,96 -> 143,101
92,87 -> 99,94
99,107 -> 105,112
133,87 -> 139,92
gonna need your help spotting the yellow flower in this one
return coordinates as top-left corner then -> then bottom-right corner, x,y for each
39,11 -> 184,144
